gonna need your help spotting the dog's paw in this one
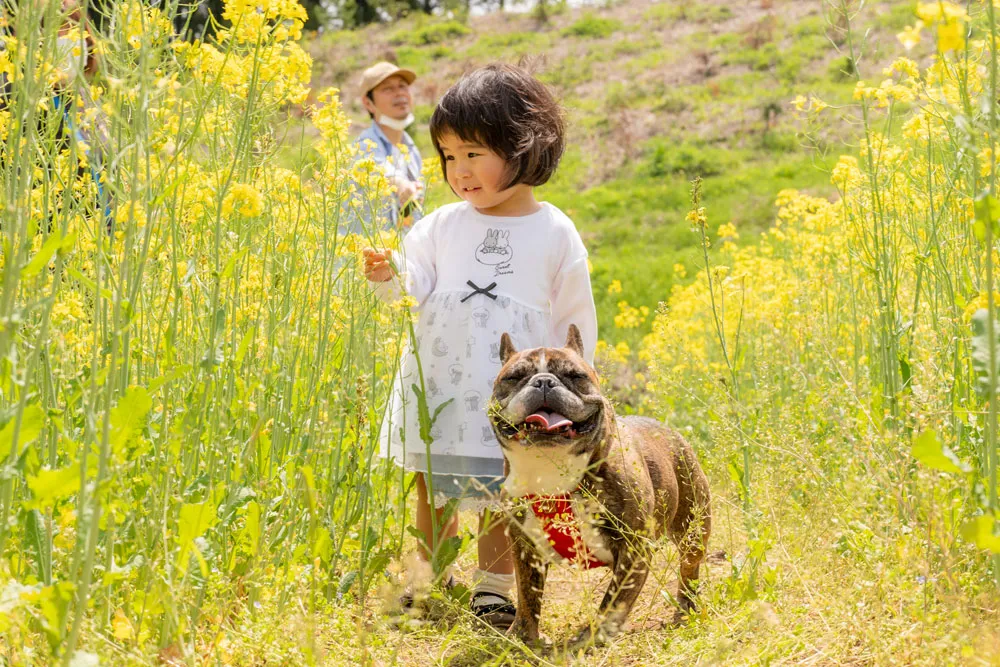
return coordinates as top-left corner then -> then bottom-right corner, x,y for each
671,599 -> 700,627
507,616 -> 540,644
565,622 -> 616,654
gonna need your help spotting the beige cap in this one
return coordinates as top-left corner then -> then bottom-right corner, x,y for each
359,62 -> 416,96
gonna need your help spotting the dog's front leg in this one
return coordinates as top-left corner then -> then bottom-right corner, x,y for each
569,546 -> 649,651
508,521 -> 547,643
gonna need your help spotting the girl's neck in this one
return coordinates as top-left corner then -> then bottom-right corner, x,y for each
474,185 -> 542,217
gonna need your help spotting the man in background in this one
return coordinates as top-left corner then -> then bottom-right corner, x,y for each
351,61 -> 424,232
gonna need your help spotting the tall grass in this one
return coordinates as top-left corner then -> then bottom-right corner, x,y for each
0,0 -> 413,661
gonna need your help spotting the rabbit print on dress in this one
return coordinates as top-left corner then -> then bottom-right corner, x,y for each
475,228 -> 515,276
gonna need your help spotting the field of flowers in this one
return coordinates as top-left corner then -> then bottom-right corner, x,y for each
0,0 -> 424,662
1,0 -> 1000,664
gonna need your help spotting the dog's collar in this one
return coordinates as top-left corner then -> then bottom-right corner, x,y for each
522,493 -> 609,569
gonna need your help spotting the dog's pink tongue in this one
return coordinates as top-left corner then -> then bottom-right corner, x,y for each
525,410 -> 572,432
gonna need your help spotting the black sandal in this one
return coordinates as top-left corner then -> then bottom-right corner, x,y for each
470,591 -> 517,631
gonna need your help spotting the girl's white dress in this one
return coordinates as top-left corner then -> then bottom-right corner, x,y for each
376,201 -> 598,508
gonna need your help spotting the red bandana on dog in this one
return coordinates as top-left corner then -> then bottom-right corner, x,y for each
524,494 -> 610,569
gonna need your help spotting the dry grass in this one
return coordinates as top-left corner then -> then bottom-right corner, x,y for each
310,471 -> 1000,666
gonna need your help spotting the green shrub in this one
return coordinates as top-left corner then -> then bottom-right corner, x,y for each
476,31 -> 539,48
643,3 -> 733,26
875,2 -> 917,30
644,142 -> 730,179
389,20 -> 471,46
827,55 -> 856,81
562,13 -> 623,38
653,91 -> 689,114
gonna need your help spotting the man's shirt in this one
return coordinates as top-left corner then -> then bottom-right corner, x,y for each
351,121 -> 424,232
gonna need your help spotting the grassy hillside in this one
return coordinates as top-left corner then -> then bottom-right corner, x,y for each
306,0 -> 916,351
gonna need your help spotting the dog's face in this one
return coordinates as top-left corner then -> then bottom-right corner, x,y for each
488,325 -> 607,456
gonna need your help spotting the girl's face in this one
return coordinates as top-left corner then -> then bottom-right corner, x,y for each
437,132 -> 536,216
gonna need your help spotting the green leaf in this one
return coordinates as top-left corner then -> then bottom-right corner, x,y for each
27,465 -> 79,510
412,380 -> 454,446
431,398 -> 454,428
0,404 -> 45,460
911,430 -> 968,474
67,266 -> 132,320
24,509 -> 51,585
24,581 -> 74,652
235,328 -> 255,366
151,170 -> 189,208
147,366 -> 191,395
313,527 -> 333,563
179,501 -> 218,546
971,309 -> 1000,395
241,501 -> 261,554
898,353 -> 912,389
411,383 -> 430,442
973,218 -> 987,242
177,500 -> 219,571
336,570 -> 358,601
22,232 -> 63,278
431,535 -> 462,576
66,267 -> 113,302
961,515 -> 1000,553
974,194 -> 1000,241
300,466 -> 318,514
406,525 -> 428,551
221,247 -> 250,281
59,232 -> 77,254
727,457 -> 747,501
109,387 -> 152,455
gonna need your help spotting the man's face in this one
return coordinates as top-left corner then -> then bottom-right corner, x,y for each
364,75 -> 412,121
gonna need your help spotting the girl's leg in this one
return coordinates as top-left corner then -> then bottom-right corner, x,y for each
478,508 -> 514,573
414,472 -> 459,562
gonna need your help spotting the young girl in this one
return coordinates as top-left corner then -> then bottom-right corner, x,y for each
363,63 -> 597,630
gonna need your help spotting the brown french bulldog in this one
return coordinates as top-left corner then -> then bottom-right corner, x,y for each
488,324 -> 711,649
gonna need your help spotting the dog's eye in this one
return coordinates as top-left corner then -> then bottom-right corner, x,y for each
563,372 -> 589,382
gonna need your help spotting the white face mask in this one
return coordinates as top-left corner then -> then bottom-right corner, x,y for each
378,113 -> 415,132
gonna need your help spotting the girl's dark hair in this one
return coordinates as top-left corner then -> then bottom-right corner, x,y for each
429,63 -> 565,191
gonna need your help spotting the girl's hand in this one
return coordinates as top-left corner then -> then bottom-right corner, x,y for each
363,248 -> 394,282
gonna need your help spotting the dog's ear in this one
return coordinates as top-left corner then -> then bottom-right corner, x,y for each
500,332 -> 517,364
565,324 -> 584,357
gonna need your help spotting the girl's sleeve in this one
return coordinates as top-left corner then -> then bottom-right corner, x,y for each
373,213 -> 438,307
550,227 -> 598,365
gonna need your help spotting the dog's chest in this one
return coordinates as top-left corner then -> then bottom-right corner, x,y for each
502,446 -> 590,497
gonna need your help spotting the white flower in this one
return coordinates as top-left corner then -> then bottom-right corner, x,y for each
69,651 -> 100,667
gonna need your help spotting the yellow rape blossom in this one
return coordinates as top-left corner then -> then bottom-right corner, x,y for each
936,20 -> 965,52
916,1 -> 968,23
614,301 -> 650,329
222,183 -> 265,218
897,23 -> 923,50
